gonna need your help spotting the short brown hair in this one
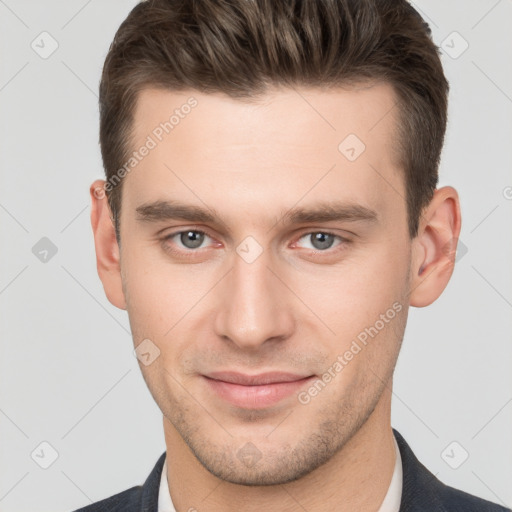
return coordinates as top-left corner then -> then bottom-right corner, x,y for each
99,0 -> 448,240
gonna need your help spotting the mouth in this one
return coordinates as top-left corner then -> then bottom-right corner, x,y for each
202,371 -> 316,409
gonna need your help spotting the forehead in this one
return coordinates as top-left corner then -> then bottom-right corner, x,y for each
131,82 -> 399,156
123,83 -> 404,226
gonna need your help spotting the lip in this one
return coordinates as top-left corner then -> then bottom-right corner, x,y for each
203,371 -> 315,409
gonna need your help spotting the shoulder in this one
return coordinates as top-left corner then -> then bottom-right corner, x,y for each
434,480 -> 510,512
71,452 -> 166,512
393,429 -> 510,512
72,486 -> 142,512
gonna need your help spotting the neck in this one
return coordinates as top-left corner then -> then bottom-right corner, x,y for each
163,388 -> 396,512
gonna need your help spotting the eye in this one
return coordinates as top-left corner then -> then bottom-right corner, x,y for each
295,232 -> 345,251
165,230 -> 212,250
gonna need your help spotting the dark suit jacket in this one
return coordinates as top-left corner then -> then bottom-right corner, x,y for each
73,429 -> 510,511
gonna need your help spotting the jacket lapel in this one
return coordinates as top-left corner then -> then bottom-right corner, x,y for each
139,452 -> 167,512
394,429 -> 447,512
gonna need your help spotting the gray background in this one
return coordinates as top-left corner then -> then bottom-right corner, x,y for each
0,1 -> 511,511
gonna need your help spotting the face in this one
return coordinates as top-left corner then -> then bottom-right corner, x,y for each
115,83 -> 413,484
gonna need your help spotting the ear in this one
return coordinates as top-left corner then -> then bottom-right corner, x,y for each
409,186 -> 462,307
90,179 -> 127,310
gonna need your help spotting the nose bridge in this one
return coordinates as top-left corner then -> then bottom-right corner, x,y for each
213,249 -> 294,349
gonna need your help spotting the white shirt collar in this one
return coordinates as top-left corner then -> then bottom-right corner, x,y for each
376,436 -> 403,512
157,455 -> 175,512
158,437 -> 402,512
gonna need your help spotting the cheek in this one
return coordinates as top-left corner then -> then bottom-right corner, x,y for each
121,245 -> 203,331
292,240 -> 409,341
121,246 -> 220,376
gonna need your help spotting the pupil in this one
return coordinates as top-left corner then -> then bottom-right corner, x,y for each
181,231 -> 204,249
312,233 -> 333,250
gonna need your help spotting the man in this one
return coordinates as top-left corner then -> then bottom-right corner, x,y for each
77,0 -> 509,510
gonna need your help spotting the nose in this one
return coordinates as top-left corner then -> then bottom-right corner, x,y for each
213,250 -> 295,351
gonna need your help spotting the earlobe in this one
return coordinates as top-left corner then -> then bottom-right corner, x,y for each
90,179 -> 127,310
409,186 -> 462,307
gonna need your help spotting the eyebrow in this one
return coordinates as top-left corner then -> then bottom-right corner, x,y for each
281,203 -> 378,225
135,199 -> 378,228
136,200 -> 218,224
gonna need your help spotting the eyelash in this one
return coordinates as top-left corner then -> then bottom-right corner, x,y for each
160,228 -> 349,259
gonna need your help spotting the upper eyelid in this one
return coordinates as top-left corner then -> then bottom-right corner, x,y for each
296,231 -> 345,240
163,228 -> 212,240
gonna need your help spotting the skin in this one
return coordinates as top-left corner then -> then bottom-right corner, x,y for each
90,82 -> 461,511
